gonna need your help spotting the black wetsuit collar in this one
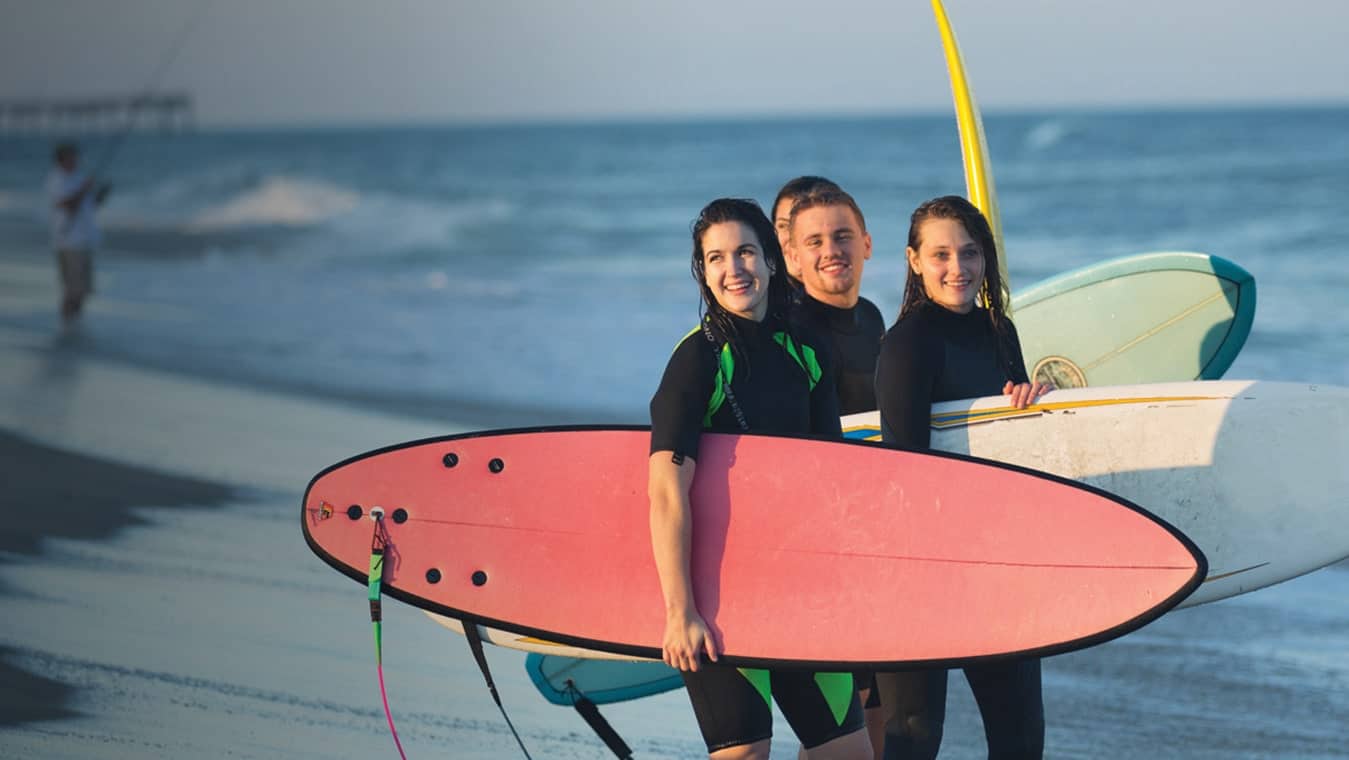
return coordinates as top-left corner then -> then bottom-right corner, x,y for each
800,292 -> 863,334
916,300 -> 991,333
722,311 -> 782,342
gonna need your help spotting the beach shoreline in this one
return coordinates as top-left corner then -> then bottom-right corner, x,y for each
0,232 -> 633,434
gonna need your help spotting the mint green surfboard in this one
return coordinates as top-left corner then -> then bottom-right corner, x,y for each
1015,251 -> 1255,388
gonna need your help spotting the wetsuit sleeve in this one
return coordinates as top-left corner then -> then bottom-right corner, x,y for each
809,346 -> 843,437
649,334 -> 716,461
874,319 -> 939,450
1003,319 -> 1030,384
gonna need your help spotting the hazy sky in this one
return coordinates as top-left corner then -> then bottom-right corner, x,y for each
2,0 -> 1347,126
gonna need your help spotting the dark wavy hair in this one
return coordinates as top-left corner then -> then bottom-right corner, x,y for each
899,195 -> 1015,369
690,198 -> 793,364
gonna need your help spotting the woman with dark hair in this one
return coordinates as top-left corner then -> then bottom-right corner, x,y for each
649,198 -> 871,759
873,195 -> 1050,760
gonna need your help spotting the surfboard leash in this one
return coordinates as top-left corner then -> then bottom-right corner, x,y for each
366,508 -> 533,759
460,619 -> 536,759
368,508 -> 409,760
562,681 -> 634,759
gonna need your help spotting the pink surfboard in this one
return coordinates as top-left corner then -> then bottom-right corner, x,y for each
302,427 -> 1205,669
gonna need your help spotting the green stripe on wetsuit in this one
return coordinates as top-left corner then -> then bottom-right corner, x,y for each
679,325 -> 822,427
735,668 -> 855,726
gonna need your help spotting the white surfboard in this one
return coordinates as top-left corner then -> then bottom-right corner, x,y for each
431,612 -> 654,660
433,381 -> 1349,658
844,380 -> 1349,608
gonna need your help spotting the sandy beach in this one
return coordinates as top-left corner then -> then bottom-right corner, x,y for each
1,238 -> 1346,759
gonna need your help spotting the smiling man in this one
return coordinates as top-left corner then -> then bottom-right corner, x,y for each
782,184 -> 889,758
785,187 -> 886,416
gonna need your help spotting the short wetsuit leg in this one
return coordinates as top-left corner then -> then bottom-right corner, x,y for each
964,658 -> 1044,760
772,670 -> 865,750
682,667 -> 864,753
682,665 -> 774,753
853,669 -> 880,707
873,668 -> 947,760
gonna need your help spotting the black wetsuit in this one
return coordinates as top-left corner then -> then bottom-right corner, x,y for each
650,312 -> 864,753
872,301 -> 1044,760
795,293 -> 886,416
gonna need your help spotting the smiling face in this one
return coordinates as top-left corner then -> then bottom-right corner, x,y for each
701,220 -> 772,321
790,203 -> 872,308
907,217 -> 985,314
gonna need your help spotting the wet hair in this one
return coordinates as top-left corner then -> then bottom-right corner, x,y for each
899,195 -> 1006,317
900,195 -> 1016,369
771,175 -> 840,221
53,141 -> 79,163
787,187 -> 868,236
689,198 -> 793,363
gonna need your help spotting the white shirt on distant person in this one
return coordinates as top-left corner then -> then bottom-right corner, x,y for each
46,167 -> 101,251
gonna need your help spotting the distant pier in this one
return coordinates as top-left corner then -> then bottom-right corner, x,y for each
0,93 -> 195,135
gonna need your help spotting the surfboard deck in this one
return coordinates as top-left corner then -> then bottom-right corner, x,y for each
1014,252 -> 1255,387
304,428 -> 1203,669
844,380 -> 1349,608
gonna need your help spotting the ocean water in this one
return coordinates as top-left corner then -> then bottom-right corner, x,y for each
2,106 -> 1347,423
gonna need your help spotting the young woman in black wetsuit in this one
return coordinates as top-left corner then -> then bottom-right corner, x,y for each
873,196 -> 1050,760
648,198 -> 871,760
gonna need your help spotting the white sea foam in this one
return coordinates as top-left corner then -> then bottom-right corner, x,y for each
319,194 -> 515,256
1025,119 -> 1072,151
187,176 -> 361,230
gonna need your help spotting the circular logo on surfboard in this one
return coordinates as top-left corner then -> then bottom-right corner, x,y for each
1032,356 -> 1087,389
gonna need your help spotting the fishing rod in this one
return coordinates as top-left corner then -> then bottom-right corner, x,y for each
87,0 -> 214,180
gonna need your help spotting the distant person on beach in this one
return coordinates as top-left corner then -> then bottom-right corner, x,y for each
873,195 -> 1051,760
648,197 -> 871,760
778,180 -> 887,759
46,141 -> 111,327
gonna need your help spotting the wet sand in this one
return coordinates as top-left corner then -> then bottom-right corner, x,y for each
0,431 -> 235,558
0,430 -> 234,727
